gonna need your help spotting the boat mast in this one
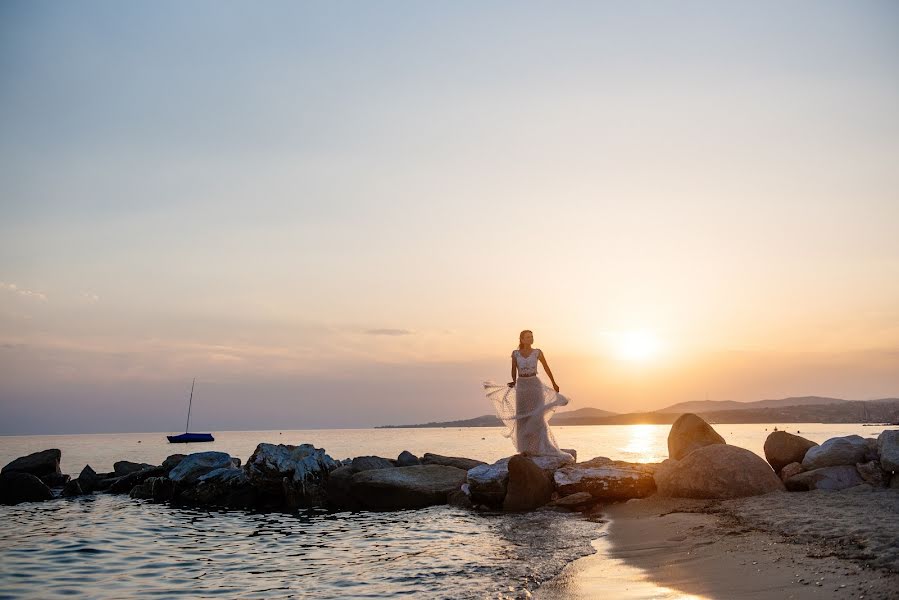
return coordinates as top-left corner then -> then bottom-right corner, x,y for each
185,378 -> 196,433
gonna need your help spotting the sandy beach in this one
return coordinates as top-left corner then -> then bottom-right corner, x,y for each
539,488 -> 899,599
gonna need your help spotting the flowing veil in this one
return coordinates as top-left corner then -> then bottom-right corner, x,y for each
482,377 -> 571,456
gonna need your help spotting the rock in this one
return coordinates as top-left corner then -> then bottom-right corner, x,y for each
655,444 -> 784,499
114,461 -> 154,476
396,451 -> 421,467
561,449 -> 577,462
130,476 -> 175,501
1,449 -> 62,479
348,465 -> 468,511
763,431 -> 818,473
891,473 -> 899,489
62,479 -> 83,497
447,488 -> 473,509
854,461 -> 888,487
180,468 -> 254,508
466,453 -> 573,508
554,457 -> 657,501
785,465 -> 864,491
40,473 -> 71,488
779,462 -> 805,482
351,456 -> 395,472
246,443 -> 338,509
76,465 -> 100,493
108,466 -> 166,494
878,430 -> 899,472
168,452 -> 234,486
161,454 -> 186,473
421,453 -> 486,471
547,491 -> 595,509
667,413 -> 726,460
467,458 -> 511,506
503,455 -> 554,511
0,471 -> 53,504
325,465 -> 358,510
864,437 -> 880,462
801,435 -> 868,470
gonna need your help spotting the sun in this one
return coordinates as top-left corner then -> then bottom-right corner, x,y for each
605,330 -> 664,361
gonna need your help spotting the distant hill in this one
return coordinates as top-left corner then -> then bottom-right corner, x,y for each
376,397 -> 899,428
655,396 -> 849,414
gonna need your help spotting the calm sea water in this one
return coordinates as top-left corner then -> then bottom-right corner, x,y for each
1,423 -> 894,599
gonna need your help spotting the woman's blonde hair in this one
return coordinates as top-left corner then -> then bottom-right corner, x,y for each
518,329 -> 533,350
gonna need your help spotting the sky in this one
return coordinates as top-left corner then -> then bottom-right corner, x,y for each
1,1 -> 898,434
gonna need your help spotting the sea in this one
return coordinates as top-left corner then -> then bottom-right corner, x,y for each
0,423 -> 893,599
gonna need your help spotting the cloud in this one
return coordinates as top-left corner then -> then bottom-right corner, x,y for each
81,291 -> 100,303
0,281 -> 47,301
364,328 -> 415,336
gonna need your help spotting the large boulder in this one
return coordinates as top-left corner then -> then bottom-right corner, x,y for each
0,471 -> 53,505
396,451 -> 420,466
878,430 -> 899,472
554,457 -> 658,501
76,465 -> 100,494
655,444 -> 784,499
667,414 -> 726,460
168,452 -> 234,486
801,435 -> 868,470
62,479 -> 83,498
502,455 -> 554,511
246,443 -> 338,509
779,462 -> 805,482
129,476 -> 175,502
347,465 -> 467,510
325,465 -> 359,510
422,453 -> 486,471
785,465 -> 864,491
2,449 -> 62,479
763,431 -> 818,473
114,461 -> 154,476
179,468 -> 255,508
856,460 -> 889,487
466,454 -> 573,508
350,456 -> 395,472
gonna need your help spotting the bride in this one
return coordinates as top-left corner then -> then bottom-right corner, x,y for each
483,329 -> 574,459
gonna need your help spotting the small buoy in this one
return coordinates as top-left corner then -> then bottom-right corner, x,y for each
481,437 -> 485,440
137,440 -> 141,443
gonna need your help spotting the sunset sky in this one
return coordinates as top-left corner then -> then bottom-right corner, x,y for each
1,2 -> 898,434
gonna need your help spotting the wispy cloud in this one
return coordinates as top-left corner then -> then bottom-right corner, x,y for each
364,328 -> 415,336
0,282 -> 47,301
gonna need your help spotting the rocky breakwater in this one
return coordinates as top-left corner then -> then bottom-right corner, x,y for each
761,429 -> 898,492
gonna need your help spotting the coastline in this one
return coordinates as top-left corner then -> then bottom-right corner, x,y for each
538,490 -> 899,599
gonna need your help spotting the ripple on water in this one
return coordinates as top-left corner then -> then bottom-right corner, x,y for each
0,495 -> 599,599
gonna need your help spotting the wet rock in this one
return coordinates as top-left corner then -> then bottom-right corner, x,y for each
348,465 -> 468,511
655,444 -> 784,499
802,435 -> 868,470
0,471 -> 53,505
40,473 -> 71,488
180,468 -> 254,508
547,491 -> 595,509
785,465 -> 864,491
447,488 -> 473,509
108,465 -> 166,494
554,457 -> 657,501
764,431 -> 818,473
76,465 -> 100,493
667,414 -> 725,460
114,461 -> 154,476
466,454 -> 573,508
779,462 -> 805,482
130,476 -> 175,502
855,460 -> 888,487
169,452 -> 234,486
62,479 -> 83,497
325,466 -> 360,510
161,454 -> 186,473
2,449 -> 62,479
421,453 -> 486,471
246,443 -> 338,509
503,455 -> 554,511
396,451 -> 421,467
878,430 -> 899,472
351,456 -> 395,472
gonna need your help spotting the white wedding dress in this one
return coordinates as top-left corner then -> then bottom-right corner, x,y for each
483,348 -> 573,459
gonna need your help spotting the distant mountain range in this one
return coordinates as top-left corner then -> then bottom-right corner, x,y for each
375,396 -> 899,428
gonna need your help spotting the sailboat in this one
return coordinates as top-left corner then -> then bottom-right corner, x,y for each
167,378 -> 215,443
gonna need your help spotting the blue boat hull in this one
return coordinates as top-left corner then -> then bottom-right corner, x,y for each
167,433 -> 215,443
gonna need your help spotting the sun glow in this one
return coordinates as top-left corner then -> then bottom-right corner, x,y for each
604,330 -> 664,362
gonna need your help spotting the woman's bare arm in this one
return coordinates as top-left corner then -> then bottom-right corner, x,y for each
538,350 -> 560,392
509,353 -> 517,387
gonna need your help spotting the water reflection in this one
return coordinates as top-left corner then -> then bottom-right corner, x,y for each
621,424 -> 659,462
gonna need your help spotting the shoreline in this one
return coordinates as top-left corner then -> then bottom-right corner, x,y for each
538,491 -> 899,599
